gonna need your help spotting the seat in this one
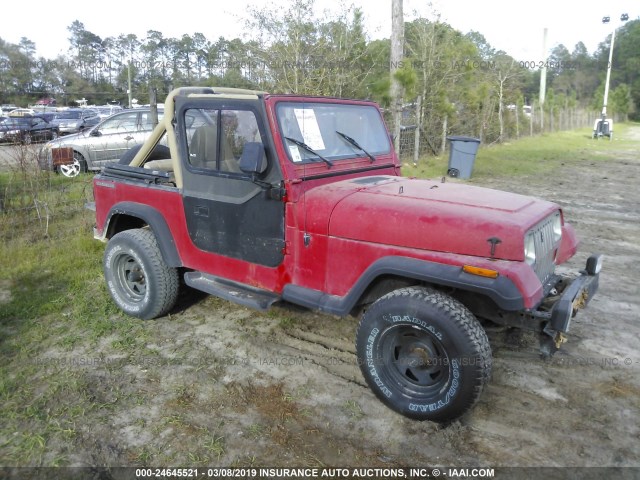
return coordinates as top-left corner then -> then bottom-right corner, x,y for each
190,125 -> 240,173
143,159 -> 173,172
189,125 -> 218,169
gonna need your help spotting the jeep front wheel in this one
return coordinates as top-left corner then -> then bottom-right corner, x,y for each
103,228 -> 179,320
355,286 -> 491,422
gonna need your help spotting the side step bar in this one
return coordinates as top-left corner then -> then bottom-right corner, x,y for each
184,272 -> 280,311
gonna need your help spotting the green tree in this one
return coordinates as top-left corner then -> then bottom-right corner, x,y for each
492,53 -> 523,141
142,30 -> 174,94
607,83 -> 634,120
611,19 -> 640,120
0,37 -> 36,101
248,0 -> 321,93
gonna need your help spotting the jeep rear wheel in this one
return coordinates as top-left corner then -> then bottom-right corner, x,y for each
103,228 -> 179,320
355,286 -> 491,422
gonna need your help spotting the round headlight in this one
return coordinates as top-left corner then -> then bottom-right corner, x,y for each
552,213 -> 562,243
525,234 -> 536,266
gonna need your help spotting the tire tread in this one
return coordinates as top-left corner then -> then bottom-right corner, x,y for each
356,286 -> 492,421
105,228 -> 179,319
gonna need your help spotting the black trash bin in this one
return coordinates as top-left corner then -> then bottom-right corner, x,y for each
446,136 -> 481,179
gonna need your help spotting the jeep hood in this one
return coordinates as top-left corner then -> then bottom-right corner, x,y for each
302,176 -> 559,261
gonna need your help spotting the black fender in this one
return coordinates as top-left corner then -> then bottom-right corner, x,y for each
282,256 -> 524,315
103,201 -> 182,267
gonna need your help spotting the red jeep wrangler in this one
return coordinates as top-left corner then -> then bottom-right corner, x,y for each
92,87 -> 602,422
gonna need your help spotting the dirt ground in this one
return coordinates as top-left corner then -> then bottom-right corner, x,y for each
3,128 -> 640,471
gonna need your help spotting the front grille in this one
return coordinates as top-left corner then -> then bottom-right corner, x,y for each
529,212 -> 560,285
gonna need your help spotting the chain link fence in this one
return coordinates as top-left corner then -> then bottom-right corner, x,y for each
390,100 -> 603,165
0,145 -> 94,242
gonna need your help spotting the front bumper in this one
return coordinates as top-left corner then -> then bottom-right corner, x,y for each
549,254 -> 602,333
536,254 -> 602,356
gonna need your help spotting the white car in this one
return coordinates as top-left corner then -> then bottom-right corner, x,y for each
39,108 -> 164,177
95,105 -> 124,120
8,108 -> 36,117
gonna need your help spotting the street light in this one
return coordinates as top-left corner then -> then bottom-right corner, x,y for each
596,13 -> 629,139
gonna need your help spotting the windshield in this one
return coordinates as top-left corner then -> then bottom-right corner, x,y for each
1,118 -> 29,126
97,107 -> 119,115
276,102 -> 390,164
57,111 -> 82,119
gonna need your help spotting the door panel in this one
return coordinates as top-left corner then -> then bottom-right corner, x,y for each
183,192 -> 285,266
177,99 -> 285,268
90,111 -> 141,165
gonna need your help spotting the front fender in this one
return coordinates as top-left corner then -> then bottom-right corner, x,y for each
282,256 -> 525,316
556,223 -> 579,265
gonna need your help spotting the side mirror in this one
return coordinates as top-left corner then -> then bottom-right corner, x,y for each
239,142 -> 267,175
90,129 -> 101,137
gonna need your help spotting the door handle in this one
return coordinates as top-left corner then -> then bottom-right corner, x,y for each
124,135 -> 134,141
194,205 -> 209,217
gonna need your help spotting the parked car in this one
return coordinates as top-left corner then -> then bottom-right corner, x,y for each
35,97 -> 57,106
49,108 -> 100,134
30,105 -> 59,114
1,104 -> 18,113
39,108 -> 164,177
95,105 -> 123,120
0,116 -> 59,144
36,111 -> 59,122
8,108 -> 36,117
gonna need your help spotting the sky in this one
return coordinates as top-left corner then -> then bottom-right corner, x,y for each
0,0 -> 638,62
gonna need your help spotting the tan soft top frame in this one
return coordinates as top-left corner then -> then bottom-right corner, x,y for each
129,86 -> 266,188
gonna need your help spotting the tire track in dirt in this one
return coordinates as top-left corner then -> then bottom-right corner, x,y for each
276,328 -> 367,387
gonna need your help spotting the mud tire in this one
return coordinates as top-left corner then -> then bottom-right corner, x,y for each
356,286 -> 492,422
103,228 -> 179,320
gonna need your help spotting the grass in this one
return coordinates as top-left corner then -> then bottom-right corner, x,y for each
0,168 -> 143,465
203,435 -> 226,460
402,123 -> 639,180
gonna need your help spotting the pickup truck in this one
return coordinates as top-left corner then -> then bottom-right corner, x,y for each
91,86 -> 602,423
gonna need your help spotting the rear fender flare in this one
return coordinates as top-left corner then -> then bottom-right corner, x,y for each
103,202 -> 182,267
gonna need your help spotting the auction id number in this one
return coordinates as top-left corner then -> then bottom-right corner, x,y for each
136,469 -> 199,478
136,468 -> 259,478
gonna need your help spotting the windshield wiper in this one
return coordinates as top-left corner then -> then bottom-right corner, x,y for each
336,130 -> 376,163
284,136 -> 333,167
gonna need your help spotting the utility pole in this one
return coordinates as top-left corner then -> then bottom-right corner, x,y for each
127,60 -> 133,109
150,87 -> 158,128
539,28 -> 548,132
413,95 -> 421,166
390,0 -> 404,157
601,26 -> 615,118
597,14 -> 629,138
